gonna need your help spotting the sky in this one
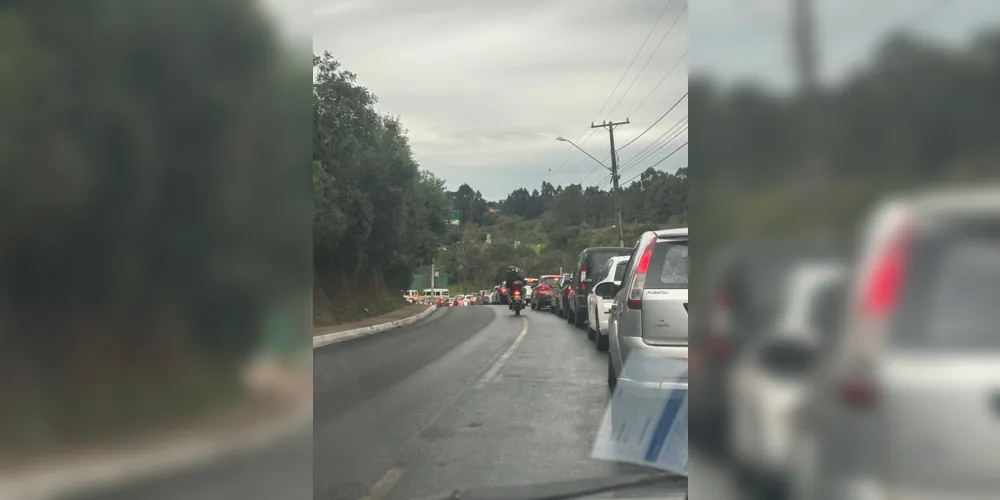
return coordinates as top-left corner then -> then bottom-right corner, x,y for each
296,0 -> 997,200
312,0 -> 689,200
693,0 -> 1000,90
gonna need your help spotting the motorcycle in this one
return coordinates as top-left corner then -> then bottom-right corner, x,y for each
511,281 -> 525,316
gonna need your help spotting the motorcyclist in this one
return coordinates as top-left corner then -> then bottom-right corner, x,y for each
504,265 -> 525,310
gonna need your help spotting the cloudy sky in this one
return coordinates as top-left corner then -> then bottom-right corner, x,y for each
693,0 -> 1000,90
279,0 -> 998,200
312,0 -> 689,200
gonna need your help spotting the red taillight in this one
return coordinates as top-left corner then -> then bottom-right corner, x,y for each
501,287 -> 506,294
837,378 -> 877,409
580,263 -> 588,291
627,239 -> 656,309
862,221 -> 914,317
513,290 -> 520,297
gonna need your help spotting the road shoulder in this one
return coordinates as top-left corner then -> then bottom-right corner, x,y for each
313,304 -> 438,348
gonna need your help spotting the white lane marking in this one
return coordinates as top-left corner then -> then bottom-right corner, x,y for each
473,317 -> 528,389
359,466 -> 404,500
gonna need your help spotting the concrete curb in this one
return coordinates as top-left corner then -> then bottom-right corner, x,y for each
0,402 -> 312,500
312,305 -> 438,349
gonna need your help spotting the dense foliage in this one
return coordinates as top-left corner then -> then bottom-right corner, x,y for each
691,29 -> 1000,242
433,168 -> 688,291
0,0 -> 310,449
312,53 -> 450,324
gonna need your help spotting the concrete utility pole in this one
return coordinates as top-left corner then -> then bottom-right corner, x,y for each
591,119 -> 629,247
791,0 -> 827,231
430,258 -> 435,291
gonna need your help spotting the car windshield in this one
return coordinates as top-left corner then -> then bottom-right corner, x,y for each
647,240 -> 689,289
614,261 -> 628,281
895,225 -> 1000,351
309,4 -> 689,499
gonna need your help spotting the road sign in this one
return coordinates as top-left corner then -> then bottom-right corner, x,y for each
451,210 -> 460,225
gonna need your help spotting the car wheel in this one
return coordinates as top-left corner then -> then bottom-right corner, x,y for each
574,308 -> 586,328
607,355 -> 617,390
566,308 -> 574,323
531,301 -> 537,310
595,327 -> 609,352
587,309 -> 597,340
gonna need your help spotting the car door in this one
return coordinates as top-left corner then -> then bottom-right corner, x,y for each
610,239 -> 643,371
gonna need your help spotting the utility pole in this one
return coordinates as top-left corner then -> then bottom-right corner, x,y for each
791,0 -> 827,232
430,258 -> 435,292
592,119 -> 629,247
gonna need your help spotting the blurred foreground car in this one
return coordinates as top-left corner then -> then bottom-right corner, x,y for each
790,188 -> 1000,500
588,255 -> 631,351
607,228 -> 688,389
728,260 -> 846,494
689,239 -> 847,454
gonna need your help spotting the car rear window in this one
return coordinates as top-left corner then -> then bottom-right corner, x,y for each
646,240 -> 688,289
587,249 -> 630,279
541,276 -> 559,286
894,226 -> 1000,351
614,261 -> 628,281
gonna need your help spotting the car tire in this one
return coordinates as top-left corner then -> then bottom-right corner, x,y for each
531,301 -> 537,310
587,310 -> 597,340
566,308 -> 574,323
607,355 -> 617,390
594,332 -> 610,352
574,307 -> 586,328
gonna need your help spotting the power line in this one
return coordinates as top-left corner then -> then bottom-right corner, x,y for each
619,117 -> 687,170
591,119 -> 685,188
622,163 -> 687,186
562,1 -> 688,186
604,136 -> 687,188
542,0 -> 675,185
605,3 -> 688,118
627,51 -> 687,119
617,93 -> 687,151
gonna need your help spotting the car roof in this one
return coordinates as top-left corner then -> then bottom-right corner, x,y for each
654,227 -> 688,238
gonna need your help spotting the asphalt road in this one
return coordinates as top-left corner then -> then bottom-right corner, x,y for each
313,304 -> 654,500
62,426 -> 313,500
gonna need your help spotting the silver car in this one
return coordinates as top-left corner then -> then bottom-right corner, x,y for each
607,228 -> 689,388
790,188 -> 1000,500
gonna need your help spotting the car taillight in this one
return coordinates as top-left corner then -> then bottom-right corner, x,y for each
861,220 -> 914,317
580,263 -> 587,291
514,290 -> 520,297
627,239 -> 656,309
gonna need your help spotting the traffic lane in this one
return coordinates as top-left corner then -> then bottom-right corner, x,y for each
314,306 -> 476,422
63,426 -> 312,500
314,305 -> 527,499
383,306 -> 650,500
689,450 -> 746,500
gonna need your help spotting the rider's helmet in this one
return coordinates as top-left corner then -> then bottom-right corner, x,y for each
508,265 -> 517,273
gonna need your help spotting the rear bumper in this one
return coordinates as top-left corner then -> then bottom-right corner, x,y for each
534,295 -> 552,306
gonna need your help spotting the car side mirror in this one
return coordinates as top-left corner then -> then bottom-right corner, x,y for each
594,282 -> 616,299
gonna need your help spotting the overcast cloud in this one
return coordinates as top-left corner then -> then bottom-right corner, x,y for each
313,0 -> 689,200
692,0 -> 1000,90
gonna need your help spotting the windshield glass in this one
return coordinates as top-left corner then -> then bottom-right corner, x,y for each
895,227 -> 1000,350
614,261 -> 629,281
647,240 -> 689,289
310,5 -> 689,498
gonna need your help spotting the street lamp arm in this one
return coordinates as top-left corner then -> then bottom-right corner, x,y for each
556,137 -> 612,172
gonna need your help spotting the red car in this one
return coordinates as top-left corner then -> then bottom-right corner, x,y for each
530,274 -> 561,311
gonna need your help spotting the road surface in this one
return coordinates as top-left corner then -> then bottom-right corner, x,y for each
314,305 -> 653,500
